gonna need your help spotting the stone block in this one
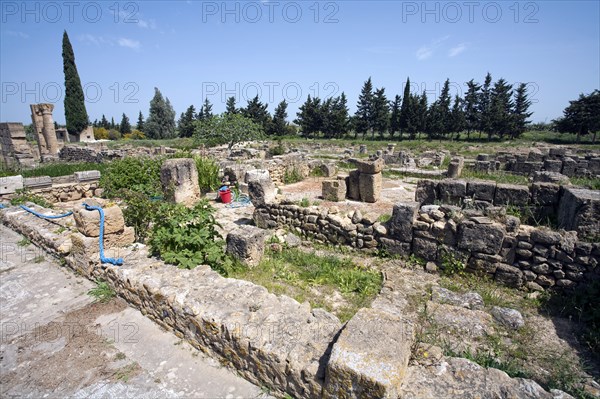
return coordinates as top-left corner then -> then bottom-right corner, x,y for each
23,176 -> 52,189
347,170 -> 361,200
74,170 -> 101,182
494,184 -> 530,207
558,187 -> 600,240
446,157 -> 464,178
437,179 -> 466,205
73,202 -> 126,237
530,183 -> 560,206
322,179 -> 346,202
0,175 -> 24,194
323,308 -> 414,399
247,170 -> 276,207
160,158 -> 201,207
494,263 -> 524,288
356,158 -> 384,174
543,159 -> 563,173
413,237 -> 438,261
379,238 -> 411,256
320,163 -> 337,177
359,172 -> 382,203
389,201 -> 419,242
226,225 -> 266,267
466,180 -> 496,202
532,171 -> 570,185
458,220 -> 505,255
561,157 -> 577,176
415,179 -> 438,204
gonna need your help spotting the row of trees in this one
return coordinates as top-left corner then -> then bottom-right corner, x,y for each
295,75 -> 533,140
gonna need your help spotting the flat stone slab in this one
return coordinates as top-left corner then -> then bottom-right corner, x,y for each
23,176 -> 52,189
0,175 -> 23,195
74,170 -> 101,182
323,308 -> 415,399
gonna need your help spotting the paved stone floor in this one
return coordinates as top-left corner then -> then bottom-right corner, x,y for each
0,224 -> 271,399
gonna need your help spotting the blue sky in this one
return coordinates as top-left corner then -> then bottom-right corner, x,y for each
1,1 -> 599,125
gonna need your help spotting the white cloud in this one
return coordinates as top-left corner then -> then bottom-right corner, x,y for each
118,38 -> 141,49
449,43 -> 467,57
77,34 -> 112,46
416,35 -> 450,61
416,46 -> 433,60
6,30 -> 29,39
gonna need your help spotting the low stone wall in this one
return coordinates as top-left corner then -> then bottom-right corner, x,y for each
0,173 -> 101,202
416,178 -> 600,239
254,201 -> 599,292
476,148 -> 600,177
58,144 -> 126,163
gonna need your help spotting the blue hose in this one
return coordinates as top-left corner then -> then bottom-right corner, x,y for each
19,205 -> 73,219
16,203 -> 123,266
82,203 -> 124,266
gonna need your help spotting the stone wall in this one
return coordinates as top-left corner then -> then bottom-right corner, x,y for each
476,148 -> 600,177
0,172 -> 101,202
416,178 -> 600,239
58,144 -> 126,163
0,122 -> 39,168
253,201 -> 599,292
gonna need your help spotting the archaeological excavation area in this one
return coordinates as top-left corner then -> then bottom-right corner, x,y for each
1,133 -> 599,399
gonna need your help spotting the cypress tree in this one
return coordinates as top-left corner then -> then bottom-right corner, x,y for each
242,95 -> 271,131
511,83 -> 532,139
479,73 -> 493,138
371,87 -> 390,138
62,30 -> 89,134
389,95 -> 401,139
119,113 -> 132,134
354,77 -> 374,138
331,93 -> 350,138
449,95 -> 466,139
145,87 -> 176,139
464,79 -> 481,139
136,111 -> 145,132
489,78 -> 513,139
201,98 -> 213,119
177,105 -> 196,137
226,97 -> 238,114
270,100 -> 288,136
399,77 -> 412,134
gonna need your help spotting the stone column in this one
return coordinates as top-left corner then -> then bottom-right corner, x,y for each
40,103 -> 58,155
30,104 -> 48,155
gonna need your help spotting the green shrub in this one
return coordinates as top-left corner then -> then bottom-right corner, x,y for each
119,189 -> 160,243
148,200 -> 230,272
100,157 -> 163,198
284,166 -> 304,184
10,189 -> 53,208
194,156 -> 220,193
108,129 -> 122,140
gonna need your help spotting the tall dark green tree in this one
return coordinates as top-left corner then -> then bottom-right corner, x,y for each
100,114 -> 109,129
201,98 -> 213,119
136,111 -> 145,132
330,93 -> 350,138
295,95 -> 322,137
269,100 -> 288,136
110,117 -> 116,130
372,87 -> 390,138
389,95 -> 401,139
354,77 -> 374,138
225,97 -> 238,114
464,79 -> 481,138
479,73 -> 493,137
415,92 -> 428,137
177,105 -> 196,137
242,95 -> 271,131
489,78 -> 513,139
554,90 -> 600,143
510,83 -> 532,139
399,77 -> 412,135
119,113 -> 132,134
62,30 -> 89,134
449,95 -> 466,139
145,87 -> 176,139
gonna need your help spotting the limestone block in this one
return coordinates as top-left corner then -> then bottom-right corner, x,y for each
458,220 -> 506,255
389,201 -> 419,242
530,183 -> 560,206
226,225 -> 266,267
437,179 -> 466,205
347,170 -> 361,200
248,180 -> 276,207
320,163 -> 338,177
356,158 -> 385,174
358,172 -> 382,203
415,179 -> 438,205
532,171 -> 570,185
323,308 -> 414,399
446,157 -> 464,178
160,158 -> 201,207
494,184 -> 530,207
23,176 -> 52,189
494,263 -> 524,288
322,179 -> 346,202
543,159 -> 563,173
466,180 -> 496,202
73,203 -> 125,237
74,170 -> 101,182
558,187 -> 600,240
0,175 -> 24,194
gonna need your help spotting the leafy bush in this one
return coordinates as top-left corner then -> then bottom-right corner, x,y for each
94,127 -> 109,140
148,200 -> 230,271
194,156 -> 220,193
194,113 -> 264,149
108,129 -> 122,140
100,157 -> 163,198
283,166 -> 304,184
123,129 -> 146,140
119,189 -> 160,243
